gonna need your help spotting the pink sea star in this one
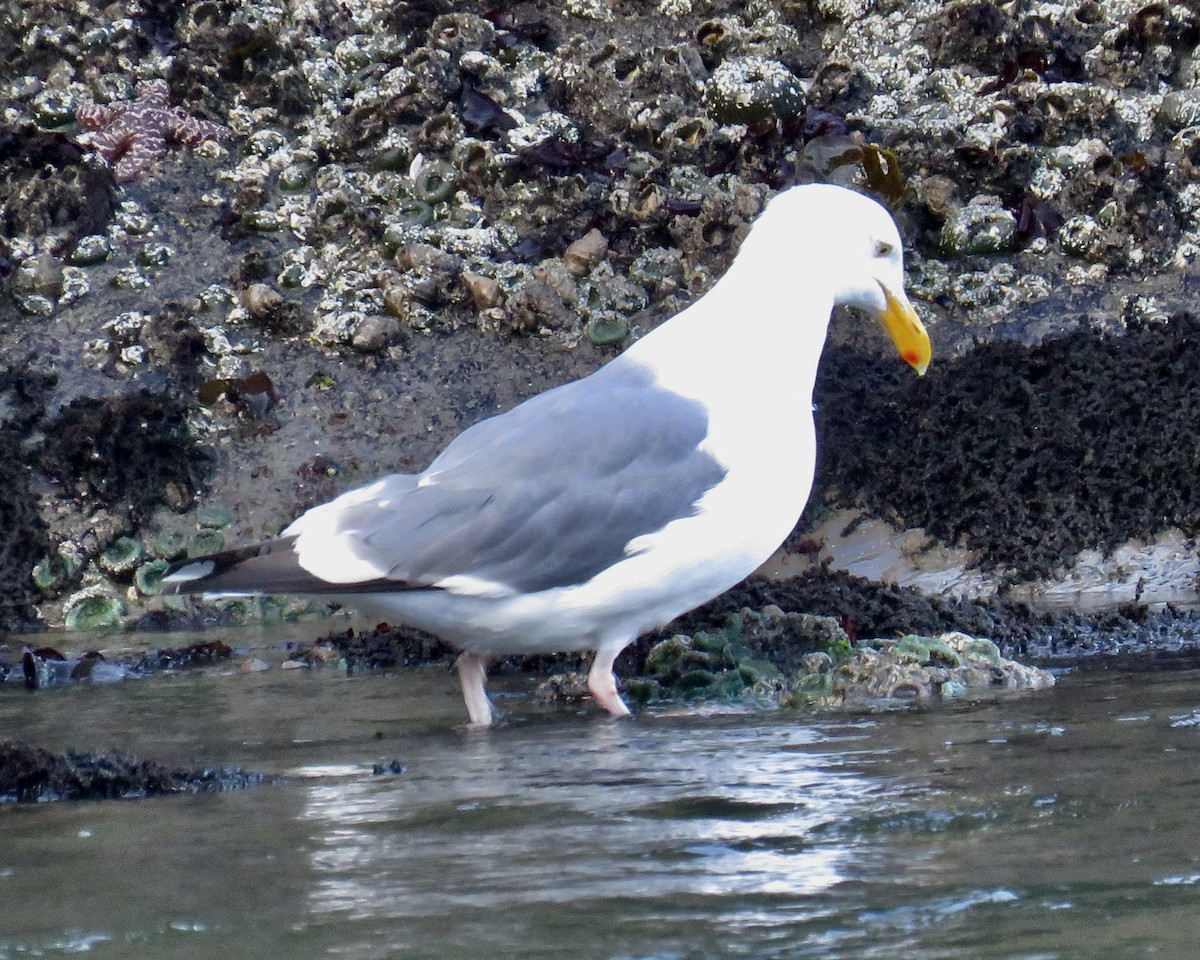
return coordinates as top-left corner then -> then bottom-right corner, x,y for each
75,79 -> 229,181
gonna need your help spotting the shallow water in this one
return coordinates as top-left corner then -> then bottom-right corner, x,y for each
3,630 -> 1200,960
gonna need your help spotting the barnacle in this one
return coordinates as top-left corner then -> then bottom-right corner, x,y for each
702,56 -> 804,125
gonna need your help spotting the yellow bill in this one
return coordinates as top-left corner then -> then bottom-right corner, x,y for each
876,282 -> 931,376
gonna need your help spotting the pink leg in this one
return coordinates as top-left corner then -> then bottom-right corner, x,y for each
455,652 -> 494,727
587,644 -> 632,717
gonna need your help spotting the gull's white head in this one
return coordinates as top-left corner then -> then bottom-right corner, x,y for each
749,183 -> 932,375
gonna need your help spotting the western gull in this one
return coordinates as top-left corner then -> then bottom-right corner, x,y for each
163,183 -> 932,726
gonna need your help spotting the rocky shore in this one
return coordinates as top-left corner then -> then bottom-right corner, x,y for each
3,0 -> 1200,664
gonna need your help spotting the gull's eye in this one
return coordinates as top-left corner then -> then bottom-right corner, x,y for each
874,240 -> 894,258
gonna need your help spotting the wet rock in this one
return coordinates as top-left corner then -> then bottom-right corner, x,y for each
534,672 -> 592,704
637,606 -> 1049,710
4,0 -> 1200,644
298,623 -> 452,672
826,632 -> 1054,708
0,741 -> 265,803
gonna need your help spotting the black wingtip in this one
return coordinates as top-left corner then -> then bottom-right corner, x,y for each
160,558 -> 216,592
159,539 -> 299,596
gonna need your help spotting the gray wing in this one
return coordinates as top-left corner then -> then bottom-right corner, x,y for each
314,361 -> 726,594
165,361 -> 727,598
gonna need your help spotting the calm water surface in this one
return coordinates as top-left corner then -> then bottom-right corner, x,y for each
2,628 -> 1200,960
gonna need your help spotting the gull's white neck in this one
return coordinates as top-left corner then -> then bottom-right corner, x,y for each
620,221 -> 836,405
611,212 -> 837,575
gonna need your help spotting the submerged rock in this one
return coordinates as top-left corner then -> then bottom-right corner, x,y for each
10,638 -> 236,690
0,741 -> 265,803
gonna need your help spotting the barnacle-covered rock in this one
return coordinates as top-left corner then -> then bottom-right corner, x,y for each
5,0 -> 1200,639
394,243 -> 465,305
395,49 -> 461,120
639,607 -> 1050,710
533,672 -> 592,705
656,115 -> 721,165
827,632 -> 1052,706
135,242 -> 173,268
30,87 -> 75,128
667,178 -> 769,266
940,196 -> 1018,256
278,164 -> 310,192
629,248 -> 686,299
1159,89 -> 1200,129
1058,214 -> 1109,260
703,56 -> 804,125
576,263 -> 648,345
239,208 -> 282,232
428,13 -> 499,59
411,158 -> 458,203
67,235 -> 111,266
503,275 -> 576,333
564,0 -> 614,22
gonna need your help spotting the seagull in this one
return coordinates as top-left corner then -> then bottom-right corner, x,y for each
163,183 -> 931,726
